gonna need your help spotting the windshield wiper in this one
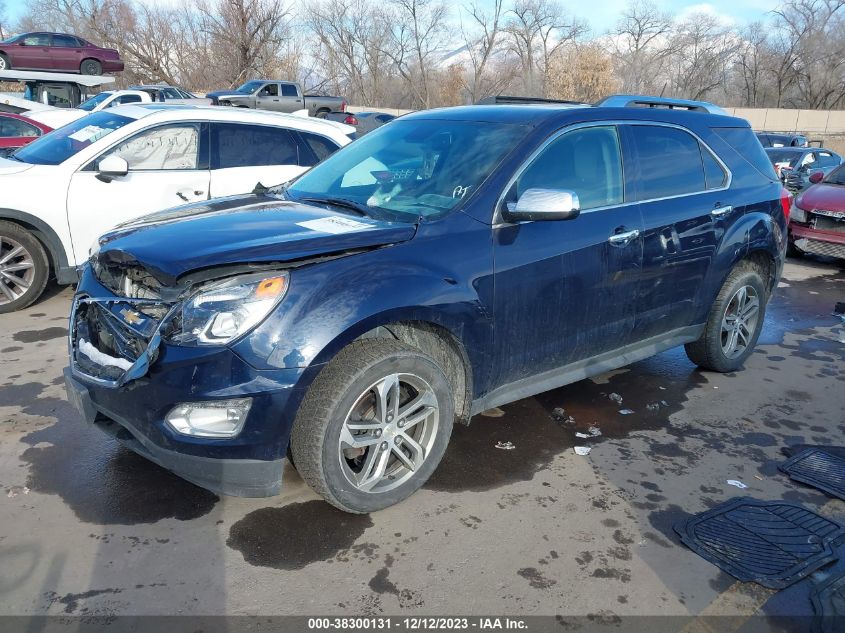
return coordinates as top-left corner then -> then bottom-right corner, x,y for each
299,197 -> 369,217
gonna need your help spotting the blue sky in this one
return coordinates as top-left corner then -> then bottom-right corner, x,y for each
4,0 -> 780,34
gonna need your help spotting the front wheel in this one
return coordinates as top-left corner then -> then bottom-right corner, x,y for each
80,59 -> 102,75
0,54 -> 10,71
291,339 -> 454,513
684,262 -> 768,372
0,221 -> 50,313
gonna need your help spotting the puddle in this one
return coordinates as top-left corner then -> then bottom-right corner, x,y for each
12,327 -> 68,343
227,501 -> 373,570
21,414 -> 218,525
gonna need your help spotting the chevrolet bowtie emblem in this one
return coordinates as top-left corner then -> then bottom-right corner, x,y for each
120,308 -> 142,325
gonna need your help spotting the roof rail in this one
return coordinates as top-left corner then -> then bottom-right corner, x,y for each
597,95 -> 727,115
476,95 -> 590,107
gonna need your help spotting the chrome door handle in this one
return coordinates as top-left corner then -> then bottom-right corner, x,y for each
711,205 -> 732,217
608,229 -> 640,245
176,191 -> 188,201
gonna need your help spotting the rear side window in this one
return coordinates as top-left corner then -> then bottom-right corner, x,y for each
714,127 -> 777,180
702,148 -> 728,189
281,84 -> 298,97
212,123 -> 298,169
0,118 -> 39,137
298,131 -> 340,166
816,151 -> 839,167
53,34 -> 81,47
629,125 -> 705,200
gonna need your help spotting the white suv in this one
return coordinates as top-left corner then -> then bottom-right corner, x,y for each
0,104 -> 353,311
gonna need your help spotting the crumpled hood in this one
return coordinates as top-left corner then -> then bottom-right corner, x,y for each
95,194 -> 417,285
797,183 -> 845,214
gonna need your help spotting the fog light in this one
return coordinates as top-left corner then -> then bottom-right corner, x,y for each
165,399 -> 252,438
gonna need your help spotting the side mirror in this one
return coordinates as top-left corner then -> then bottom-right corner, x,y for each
809,171 -> 824,184
96,154 -> 128,183
503,188 -> 581,222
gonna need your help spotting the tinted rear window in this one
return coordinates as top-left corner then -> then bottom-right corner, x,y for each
714,127 -> 778,180
630,125 -> 705,200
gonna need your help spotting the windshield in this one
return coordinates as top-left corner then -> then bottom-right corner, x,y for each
78,92 -> 112,111
235,81 -> 264,94
12,111 -> 134,165
767,149 -> 802,167
824,164 -> 845,185
285,119 -> 525,221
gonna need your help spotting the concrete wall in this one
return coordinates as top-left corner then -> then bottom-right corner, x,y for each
725,107 -> 845,134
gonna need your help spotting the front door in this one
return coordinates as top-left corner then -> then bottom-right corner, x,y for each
66,123 -> 210,265
625,124 -> 729,339
255,83 -> 281,111
14,33 -> 52,69
491,124 -> 644,387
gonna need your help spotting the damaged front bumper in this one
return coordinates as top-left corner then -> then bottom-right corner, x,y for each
65,269 -> 304,497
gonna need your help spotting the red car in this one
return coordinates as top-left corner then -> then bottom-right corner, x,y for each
0,32 -> 123,75
0,112 -> 52,157
789,164 -> 845,260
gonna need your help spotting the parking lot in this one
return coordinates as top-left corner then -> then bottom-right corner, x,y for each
0,256 -> 842,619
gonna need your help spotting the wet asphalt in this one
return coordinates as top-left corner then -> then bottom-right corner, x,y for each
0,257 -> 843,618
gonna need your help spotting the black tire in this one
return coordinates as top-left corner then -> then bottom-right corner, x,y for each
0,221 -> 50,314
684,261 -> 768,372
316,109 -> 330,119
80,59 -> 102,75
0,53 -> 10,71
291,338 -> 454,513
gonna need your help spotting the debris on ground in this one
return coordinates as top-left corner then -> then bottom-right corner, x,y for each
646,403 -> 660,412
495,441 -> 516,450
481,407 -> 505,418
726,480 -> 748,489
6,486 -> 30,498
552,407 -> 567,420
609,393 -> 623,404
587,425 -> 601,437
575,432 -> 590,439
619,409 -> 634,415
574,446 -> 592,456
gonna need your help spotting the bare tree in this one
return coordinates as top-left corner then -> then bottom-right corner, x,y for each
505,0 -> 588,96
667,12 -> 739,101
547,42 -> 619,102
609,0 -> 675,94
458,0 -> 509,102
733,22 -> 772,107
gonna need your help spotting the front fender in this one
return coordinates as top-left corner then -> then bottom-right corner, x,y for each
230,214 -> 494,394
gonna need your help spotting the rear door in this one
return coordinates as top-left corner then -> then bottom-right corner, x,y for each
626,123 -> 732,339
49,34 -> 84,71
278,83 -> 304,112
209,122 -> 307,196
491,124 -> 644,386
66,122 -> 210,254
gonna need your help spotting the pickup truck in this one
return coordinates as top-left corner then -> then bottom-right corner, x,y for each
206,80 -> 346,117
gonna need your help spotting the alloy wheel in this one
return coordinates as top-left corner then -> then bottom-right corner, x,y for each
0,235 -> 35,305
338,372 -> 440,493
720,285 -> 760,359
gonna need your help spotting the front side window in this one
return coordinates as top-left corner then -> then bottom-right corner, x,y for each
12,111 -> 133,165
512,125 -> 623,210
630,125 -> 707,200
101,124 -> 199,171
0,118 -> 39,137
212,123 -> 298,168
258,84 -> 278,97
286,119 -> 525,221
22,34 -> 50,46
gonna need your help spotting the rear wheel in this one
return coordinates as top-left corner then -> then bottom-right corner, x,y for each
0,221 -> 50,313
291,339 -> 454,513
685,262 -> 767,372
0,54 -> 10,71
316,108 -> 330,118
80,59 -> 102,75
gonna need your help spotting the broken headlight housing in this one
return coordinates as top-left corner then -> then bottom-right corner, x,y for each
790,200 -> 807,223
167,273 -> 289,346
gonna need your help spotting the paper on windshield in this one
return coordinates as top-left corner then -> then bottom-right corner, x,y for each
68,125 -> 111,143
297,217 -> 372,234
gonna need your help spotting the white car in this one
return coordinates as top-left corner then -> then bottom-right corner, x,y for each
26,90 -> 153,128
0,104 -> 354,311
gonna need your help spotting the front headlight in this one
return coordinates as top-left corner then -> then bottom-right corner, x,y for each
168,273 -> 289,346
791,200 -> 807,223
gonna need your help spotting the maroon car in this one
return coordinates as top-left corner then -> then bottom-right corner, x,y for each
0,112 -> 51,157
0,32 -> 123,75
789,164 -> 845,260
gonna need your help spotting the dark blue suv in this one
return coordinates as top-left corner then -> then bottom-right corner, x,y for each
64,96 -> 789,513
